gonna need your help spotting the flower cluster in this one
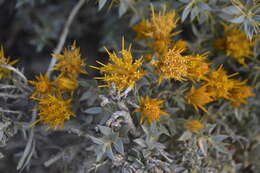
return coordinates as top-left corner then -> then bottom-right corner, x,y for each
0,46 -> 18,80
134,96 -> 168,125
133,5 -> 186,54
29,42 -> 87,128
214,25 -> 254,65
186,65 -> 254,112
91,39 -> 144,93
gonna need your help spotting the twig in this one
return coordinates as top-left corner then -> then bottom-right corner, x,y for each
0,64 -> 28,84
0,108 -> 23,115
46,0 -> 86,77
0,93 -> 26,99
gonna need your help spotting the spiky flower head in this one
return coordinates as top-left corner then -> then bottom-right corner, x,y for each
91,39 -> 144,93
187,53 -> 210,82
214,25 -> 254,65
55,74 -> 79,93
228,84 -> 254,107
33,93 -> 75,129
29,74 -> 54,98
52,41 -> 87,78
133,5 -> 179,41
205,65 -> 238,99
133,5 -> 180,54
135,96 -> 168,125
186,86 -> 214,113
152,47 -> 189,83
184,120 -> 204,133
0,46 -> 18,79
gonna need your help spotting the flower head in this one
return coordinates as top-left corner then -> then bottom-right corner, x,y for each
133,5 -> 180,54
29,74 -> 54,98
184,120 -> 204,133
135,97 -> 168,125
187,53 -> 210,82
55,74 -> 79,93
205,65 -> 237,99
52,41 -> 87,78
33,93 -> 75,129
0,46 -> 18,79
214,25 -> 254,65
152,47 -> 189,83
186,86 -> 214,113
228,84 -> 254,107
91,39 -> 144,93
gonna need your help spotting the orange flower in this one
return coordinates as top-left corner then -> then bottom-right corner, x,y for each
135,97 -> 168,125
152,47 -> 189,83
32,93 -> 75,129
228,84 -> 254,107
0,46 -> 18,79
214,25 -> 254,65
187,53 -> 210,82
186,85 -> 214,113
29,74 -> 54,98
55,74 -> 79,93
91,39 -> 144,93
52,41 -> 87,78
184,120 -> 204,133
205,65 -> 237,99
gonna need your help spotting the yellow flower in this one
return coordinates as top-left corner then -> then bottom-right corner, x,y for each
135,96 -> 168,125
205,65 -> 237,99
152,47 -> 189,83
29,74 -> 54,98
0,46 -> 18,79
186,86 -> 214,113
173,40 -> 187,52
91,39 -> 145,93
32,93 -> 75,129
55,74 -> 79,93
214,25 -> 254,65
228,84 -> 254,107
184,120 -> 204,133
52,41 -> 87,78
133,6 -> 178,40
133,5 -> 180,54
187,53 -> 210,82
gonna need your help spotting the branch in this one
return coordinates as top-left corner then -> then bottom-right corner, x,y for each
46,0 -> 86,77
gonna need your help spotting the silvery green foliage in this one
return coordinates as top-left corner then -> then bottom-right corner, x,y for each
0,0 -> 260,173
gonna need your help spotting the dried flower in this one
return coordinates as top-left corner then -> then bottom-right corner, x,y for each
152,47 -> 189,83
135,96 -> 168,125
186,86 -> 214,113
29,74 -> 54,98
214,25 -> 254,65
52,41 -> 87,78
228,84 -> 254,107
32,93 -> 75,129
187,53 -> 210,82
0,46 -> 18,79
205,65 -> 237,99
184,120 -> 204,133
91,39 -> 144,93
55,74 -> 79,93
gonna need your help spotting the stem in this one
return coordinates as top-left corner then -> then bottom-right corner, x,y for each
46,0 -> 86,77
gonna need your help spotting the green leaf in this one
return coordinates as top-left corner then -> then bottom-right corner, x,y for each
98,0 -> 107,11
181,3 -> 192,22
197,2 -> 211,11
113,138 -> 124,154
119,0 -> 128,17
228,15 -> 245,23
98,125 -> 112,136
222,6 -> 241,15
84,107 -> 102,114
